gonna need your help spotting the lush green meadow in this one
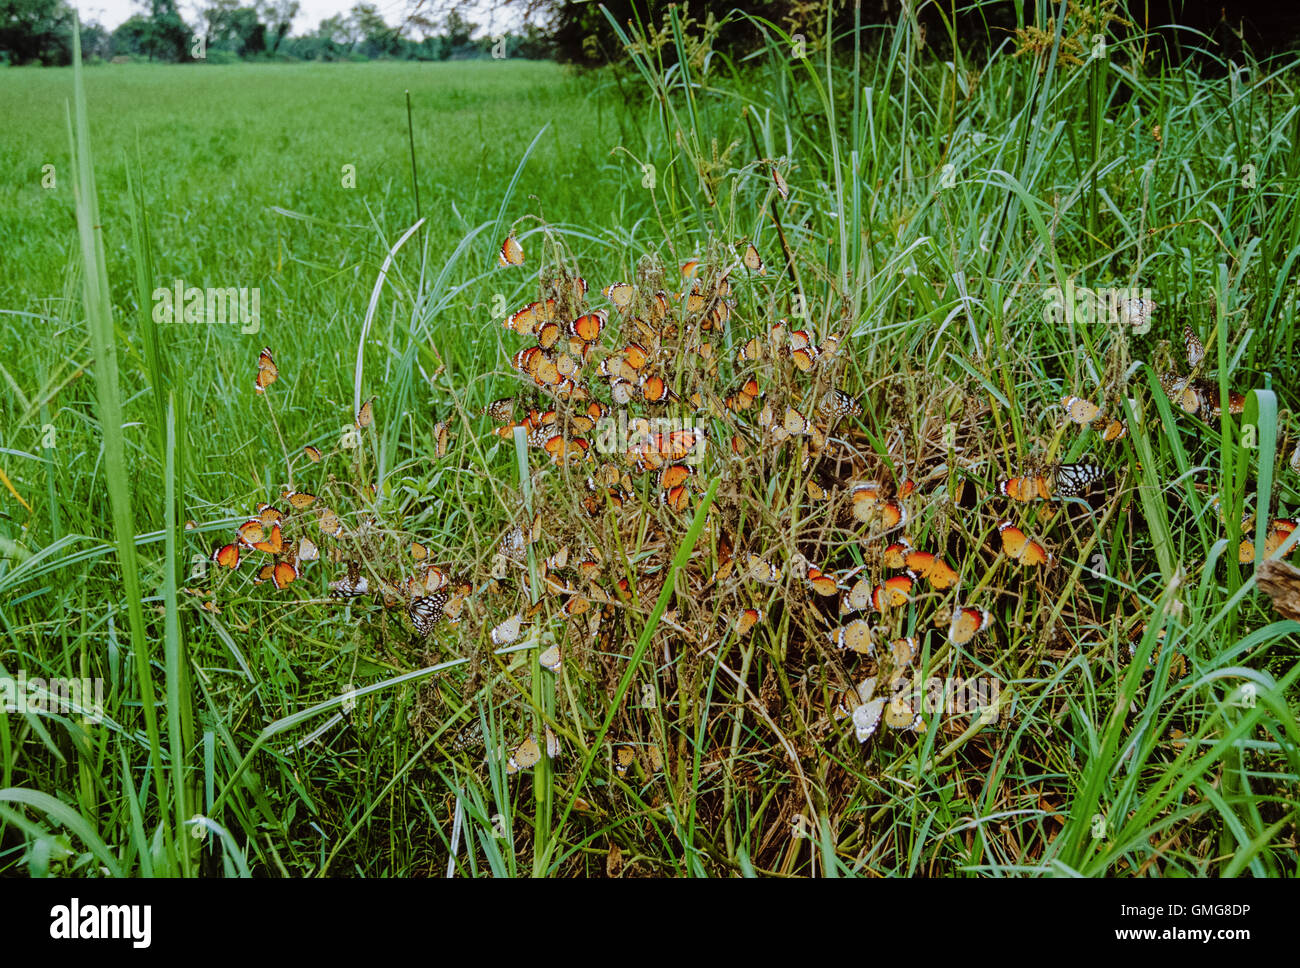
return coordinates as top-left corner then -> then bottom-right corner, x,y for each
2,6 -> 1300,877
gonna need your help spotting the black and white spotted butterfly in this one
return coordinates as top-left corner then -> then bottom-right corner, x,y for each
328,560 -> 369,598
1055,462 -> 1106,497
408,592 -> 448,637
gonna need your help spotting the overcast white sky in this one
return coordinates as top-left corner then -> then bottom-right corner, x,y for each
75,0 -> 519,33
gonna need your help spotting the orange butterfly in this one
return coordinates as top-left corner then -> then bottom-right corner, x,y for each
806,566 -> 839,597
356,397 -> 375,429
830,618 -> 873,654
570,311 -> 608,343
772,165 -> 789,199
284,491 -> 317,510
237,519 -> 267,549
997,521 -> 1050,566
255,347 -> 278,393
252,524 -> 284,555
211,542 -> 240,569
871,575 -> 914,609
498,235 -> 524,267
949,607 -> 992,645
904,551 -> 958,589
736,608 -> 761,636
1061,395 -> 1102,424
997,474 -> 1052,502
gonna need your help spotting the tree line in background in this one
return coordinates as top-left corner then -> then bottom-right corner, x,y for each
2,1 -> 1295,70
0,0 -> 553,64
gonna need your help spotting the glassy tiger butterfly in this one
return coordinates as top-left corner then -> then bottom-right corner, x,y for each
1184,326 -> 1205,368
408,592 -> 448,637
1055,462 -> 1106,497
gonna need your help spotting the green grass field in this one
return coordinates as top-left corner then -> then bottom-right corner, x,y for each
2,5 -> 1299,878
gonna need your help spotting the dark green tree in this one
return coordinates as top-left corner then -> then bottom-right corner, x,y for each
0,0 -> 73,64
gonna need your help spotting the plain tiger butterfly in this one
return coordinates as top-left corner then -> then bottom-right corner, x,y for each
742,242 -> 764,273
270,559 -> 298,590
212,542 -> 240,569
562,594 -> 590,617
506,736 -> 541,774
284,491 -> 317,510
890,636 -> 919,667
614,745 -> 636,775
303,445 -> 322,463
746,554 -> 780,584
237,519 -> 266,549
252,524 -> 284,555
877,500 -> 907,530
807,565 -> 839,597
737,336 -> 763,363
843,577 -> 874,613
539,644 -> 563,672
736,608 -> 761,636
904,551 -> 958,589
789,330 -> 819,372
498,235 -> 524,267
997,474 -> 1052,502
725,376 -> 760,412
871,574 -> 914,610
658,463 -> 695,491
850,483 -> 883,523
1238,517 -> 1300,563
640,373 -> 672,404
570,310 -> 608,343
491,613 -> 524,646
602,282 -> 635,309
355,397 -> 374,429
1100,418 -> 1127,442
317,507 -> 343,537
882,540 -> 911,570
1061,395 -> 1102,425
830,618 -> 874,655
772,165 -> 790,199
255,347 -> 278,393
996,520 -> 1050,566
661,483 -> 690,511
948,606 -> 992,645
